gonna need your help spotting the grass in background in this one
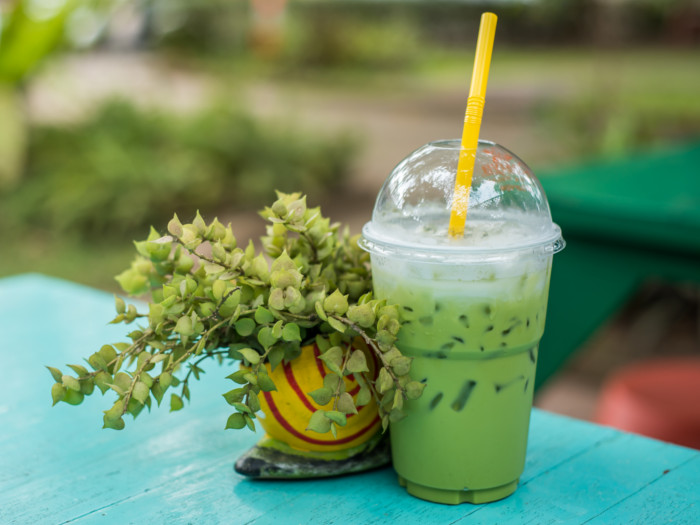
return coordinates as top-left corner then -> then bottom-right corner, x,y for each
3,98 -> 357,240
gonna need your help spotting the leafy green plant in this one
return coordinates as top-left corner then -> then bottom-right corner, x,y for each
6,99 -> 357,239
47,192 -> 425,436
282,13 -> 419,71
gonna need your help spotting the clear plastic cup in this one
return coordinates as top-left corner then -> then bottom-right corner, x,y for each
360,139 -> 564,504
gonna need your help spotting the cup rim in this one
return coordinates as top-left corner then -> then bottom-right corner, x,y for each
360,221 -> 566,261
426,138 -> 496,150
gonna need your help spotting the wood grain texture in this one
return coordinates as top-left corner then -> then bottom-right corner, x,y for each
1,274 -> 698,524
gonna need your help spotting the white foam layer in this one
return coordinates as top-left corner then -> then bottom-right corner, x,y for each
361,212 -> 563,263
370,249 -> 552,296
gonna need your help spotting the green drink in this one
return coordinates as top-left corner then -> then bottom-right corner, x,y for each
360,140 -> 564,504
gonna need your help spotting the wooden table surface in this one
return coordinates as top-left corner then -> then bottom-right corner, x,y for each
1,274 -> 698,524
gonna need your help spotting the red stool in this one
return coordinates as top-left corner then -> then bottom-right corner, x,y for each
594,357 -> 700,449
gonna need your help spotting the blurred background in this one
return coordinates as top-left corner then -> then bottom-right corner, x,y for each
1,0 -> 698,424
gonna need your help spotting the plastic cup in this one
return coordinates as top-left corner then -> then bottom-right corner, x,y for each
359,140 -> 564,504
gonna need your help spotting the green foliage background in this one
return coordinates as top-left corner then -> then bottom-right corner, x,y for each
2,99 -> 357,240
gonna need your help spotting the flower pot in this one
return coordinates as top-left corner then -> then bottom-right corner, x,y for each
235,343 -> 389,478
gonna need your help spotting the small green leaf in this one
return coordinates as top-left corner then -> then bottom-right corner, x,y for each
257,371 -> 277,392
282,323 -> 301,342
151,382 -> 165,405
238,348 -> 261,365
99,345 -> 117,368
234,318 -> 256,337
271,320 -> 285,339
115,296 -> 126,314
174,316 -> 193,336
323,290 -> 349,316
63,389 -> 84,405
377,368 -> 393,394
46,366 -> 63,383
319,346 -> 343,375
225,412 -> 246,430
170,394 -> 184,412
244,414 -> 256,431
223,388 -> 246,405
127,397 -> 145,418
62,375 -> 81,392
268,288 -> 285,310
233,402 -> 252,414
315,335 -> 330,352
308,386 -> 333,406
87,353 -> 108,372
254,306 -> 275,324
356,386 -> 372,407
267,347 -> 285,371
327,317 -> 347,334
391,356 -> 412,376
314,301 -> 328,321
257,326 -> 278,349
51,383 -> 66,405
406,381 -> 426,400
227,370 -> 248,385
132,382 -> 150,404
347,304 -> 375,327
337,392 -> 358,414
325,411 -> 347,426
393,389 -> 404,411
94,371 -> 111,394
193,210 -> 207,233
168,214 -> 183,237
67,364 -> 88,377
376,329 -> 395,349
247,391 -> 261,413
212,279 -> 227,301
159,372 -> 172,390
323,372 -> 341,391
306,410 -> 331,434
113,372 -> 132,393
80,378 -> 95,396
104,400 -> 124,422
103,415 -> 125,430
346,349 -> 369,374
381,415 -> 389,432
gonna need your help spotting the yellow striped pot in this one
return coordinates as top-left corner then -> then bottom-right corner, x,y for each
235,343 -> 389,478
258,343 -> 381,452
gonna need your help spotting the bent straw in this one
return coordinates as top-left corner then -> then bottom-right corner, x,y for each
448,12 -> 497,238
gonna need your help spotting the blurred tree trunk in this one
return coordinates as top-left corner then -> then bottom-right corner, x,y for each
249,0 -> 286,59
0,0 -> 76,189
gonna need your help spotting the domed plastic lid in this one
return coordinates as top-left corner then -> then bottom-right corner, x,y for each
360,140 -> 564,260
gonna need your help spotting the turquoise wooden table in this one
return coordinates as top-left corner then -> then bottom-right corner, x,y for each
1,274 -> 699,524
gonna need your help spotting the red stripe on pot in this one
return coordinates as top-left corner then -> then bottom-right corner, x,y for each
283,360 -> 318,413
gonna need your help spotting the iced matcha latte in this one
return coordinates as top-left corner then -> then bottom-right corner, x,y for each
360,140 -> 564,504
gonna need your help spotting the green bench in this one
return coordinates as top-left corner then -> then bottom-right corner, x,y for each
536,142 -> 700,390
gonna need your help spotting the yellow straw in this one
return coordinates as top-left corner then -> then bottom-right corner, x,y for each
448,12 -> 498,238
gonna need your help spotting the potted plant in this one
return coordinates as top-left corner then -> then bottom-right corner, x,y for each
47,192 -> 425,477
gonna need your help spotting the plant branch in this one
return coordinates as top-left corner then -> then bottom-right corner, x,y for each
331,342 -> 353,412
121,349 -> 164,415
329,315 -> 402,389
